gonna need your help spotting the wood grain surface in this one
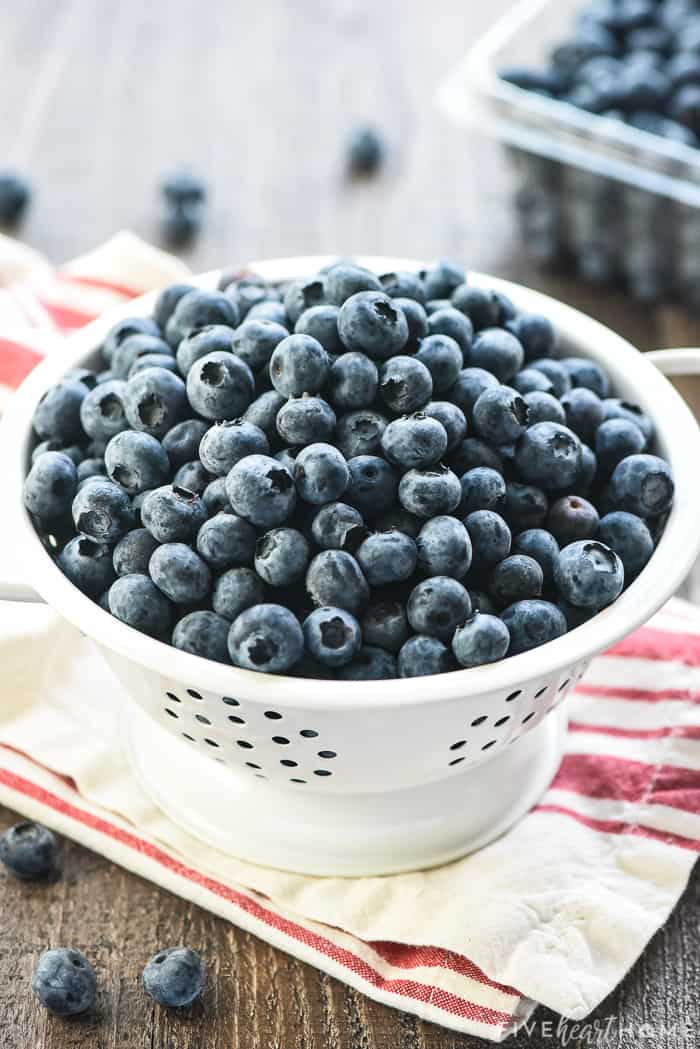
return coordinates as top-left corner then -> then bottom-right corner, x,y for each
1,0 -> 698,1045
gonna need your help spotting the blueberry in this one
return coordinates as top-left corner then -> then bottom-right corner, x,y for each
283,277 -> 327,325
311,502 -> 366,551
423,401 -> 467,452
416,515 -> 472,577
335,409 -> 387,458
32,948 -> 96,1016
231,319 -> 289,373
528,358 -> 571,397
328,352 -> 378,409
608,454 -> 674,517
202,477 -> 231,515
150,543 -> 211,604
140,485 -> 206,543
426,308 -> 473,356
381,412 -> 448,469
153,283 -> 197,330
378,355 -> 433,413
356,530 -> 417,585
142,946 -> 204,1008
212,567 -> 265,620
162,419 -> 209,470
228,603 -> 303,673
346,126 -> 385,174
464,509 -> 512,565
560,357 -> 610,398
595,418 -> 646,475
490,554 -> 543,607
407,576 -> 471,640
23,451 -> 77,521
129,353 -> 179,378
470,328 -> 524,383
243,390 -> 286,442
275,447 -> 299,473
122,367 -> 187,438
303,606 -> 362,666
33,379 -> 87,443
597,511 -> 654,575
345,455 -> 398,518
196,513 -> 256,570
113,528 -> 159,576
547,495 -> 599,545
186,351 -> 255,421
199,420 -> 269,476
515,422 -> 582,490
175,325 -> 236,377
338,291 -> 409,358
102,317 -> 161,366
460,467 -> 506,513
161,203 -> 201,246
72,480 -> 134,544
112,335 -> 173,380
255,528 -> 310,586
66,367 -> 98,390
0,822 -> 57,879
171,610 -> 230,663
506,312 -> 557,361
512,367 -> 555,397
560,387 -> 604,443
0,172 -> 30,224
294,442 -> 349,504
513,528 -> 560,585
248,300 -> 288,325
79,380 -> 128,441
415,334 -> 463,393
523,390 -> 566,426
394,297 -> 429,345
361,599 -> 409,652
398,635 -> 454,677
451,284 -> 500,329
379,270 -> 426,303
77,458 -> 107,483
59,537 -> 116,597
425,297 -> 451,315
601,398 -> 652,443
173,459 -> 212,494
226,454 -> 296,527
501,600 -> 567,654
325,264 -> 382,306
555,540 -> 624,609
503,482 -> 548,532
375,506 -> 422,537
105,431 -> 170,494
268,333 -> 329,397
421,259 -> 466,300
306,550 -> 369,613
295,304 -> 343,355
399,465 -> 462,518
161,171 -> 206,207
448,437 -> 503,475
166,290 -> 239,347
225,276 -> 276,319
335,646 -> 397,680
473,385 -> 528,444
31,440 -> 83,466
452,612 -> 510,668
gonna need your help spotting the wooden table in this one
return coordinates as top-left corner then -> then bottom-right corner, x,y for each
1,1 -> 698,1045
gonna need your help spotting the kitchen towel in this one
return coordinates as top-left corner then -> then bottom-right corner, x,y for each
0,235 -> 698,1040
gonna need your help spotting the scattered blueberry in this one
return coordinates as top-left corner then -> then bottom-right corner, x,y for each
32,948 -> 96,1016
0,822 -> 57,879
0,172 -> 31,225
346,125 -> 385,175
142,946 -> 204,1008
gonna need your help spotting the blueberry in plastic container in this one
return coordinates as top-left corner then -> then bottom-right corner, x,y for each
72,480 -> 135,544
452,612 -> 510,668
608,453 -> 674,517
335,409 -> 387,458
141,485 -> 207,543
276,396 -> 336,445
356,530 -> 418,585
597,510 -> 654,575
501,599 -> 567,655
416,515 -> 472,578
336,645 -> 398,680
381,413 -> 448,470
464,509 -> 512,565
149,543 -> 211,605
306,549 -> 370,613
337,291 -> 409,358
361,599 -> 409,652
104,430 -> 170,494
226,454 -> 296,528
228,603 -> 304,673
59,537 -> 116,597
554,540 -> 624,609
142,946 -> 204,1008
303,606 -> 362,667
23,451 -> 77,521
407,576 -> 471,640
255,527 -> 310,586
32,948 -> 96,1016
398,635 -> 454,677
399,465 -> 462,518
0,821 -> 57,879
172,611 -> 231,663
212,567 -> 265,620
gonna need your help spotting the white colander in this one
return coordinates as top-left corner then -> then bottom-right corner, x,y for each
2,257 -> 699,877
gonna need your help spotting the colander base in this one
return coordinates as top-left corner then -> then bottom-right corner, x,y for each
123,701 -> 568,876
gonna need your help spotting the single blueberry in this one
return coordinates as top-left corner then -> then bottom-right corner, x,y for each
123,367 -> 187,438
76,458 -> 107,483
59,537 -> 116,598
560,387 -> 604,442
212,567 -> 265,620
295,304 -> 343,354
276,395 -> 336,445
597,511 -> 654,575
231,319 -> 289,373
141,485 -> 207,543
447,367 -> 498,418
464,509 -> 512,565
32,948 -> 96,1016
375,506 -> 422,537
294,442 -> 349,504
23,451 -> 77,521
243,390 -> 286,442
416,515 -> 472,578
113,528 -> 160,577
175,325 -> 236,377
199,420 -> 269,476
202,477 -> 231,515
325,264 -> 382,306
255,528 -> 310,586
554,540 -> 624,608
228,603 -> 304,673
303,606 -> 362,667
595,418 -> 646,475
356,530 -> 418,585
515,421 -> 582,490
345,455 -> 399,518
33,379 -> 87,444
452,612 -> 510,668
196,513 -> 255,570
501,599 -> 567,654
379,270 -> 426,303
470,328 -> 524,382
490,554 -> 543,607
102,316 -> 161,366
523,390 -> 566,426
506,312 -> 557,360
337,291 -> 409,358
269,333 -> 329,397
399,465 -> 462,518
153,283 -> 197,330
426,308 -> 473,356
335,410 -> 387,458
422,401 -> 467,453
72,480 -> 135,544
448,437 -> 503,475
608,454 -> 674,517
79,379 -> 129,441
560,356 -> 610,398
112,334 -> 173,380
361,599 -> 409,652
311,502 -> 367,551
166,289 -> 240,347
306,550 -> 370,613
547,495 -> 599,545
346,126 -> 385,175
528,358 -> 571,397
398,635 -> 454,677
173,459 -> 212,494
328,352 -> 379,409
0,822 -> 57,879
129,353 -> 179,378
142,946 -> 204,1008
394,297 -> 429,345
460,467 -> 506,513
601,398 -> 652,443
421,259 -> 466,300
149,543 -> 212,604
379,355 -> 433,413
172,611 -> 231,663
226,454 -> 296,527
513,528 -> 560,586
407,576 -> 471,640
416,334 -> 464,393
503,482 -> 549,533
283,276 -> 327,325
473,385 -> 528,444
381,413 -> 448,470
451,284 -> 500,329
162,419 -> 209,470
105,431 -> 170,494
186,351 -> 255,421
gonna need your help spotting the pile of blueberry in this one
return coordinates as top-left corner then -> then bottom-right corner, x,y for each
501,0 -> 700,145
0,820 -> 204,1015
22,257 -> 674,679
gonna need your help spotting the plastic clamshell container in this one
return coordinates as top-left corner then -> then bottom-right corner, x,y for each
439,0 -> 700,307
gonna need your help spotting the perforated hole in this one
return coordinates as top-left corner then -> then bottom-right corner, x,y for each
205,738 -> 219,747
506,690 -> 521,702
522,712 -> 535,724
166,691 -> 181,703
300,729 -> 318,738
255,773 -> 266,779
272,736 -> 290,745
280,759 -> 298,768
291,778 -> 307,784
165,708 -> 178,718
187,689 -> 203,700
222,696 -> 240,706
195,714 -> 211,725
471,715 -> 487,727
228,715 -> 245,725
182,733 -> 195,741
237,740 -> 253,749
494,716 -> 510,727
246,762 -> 261,769
318,750 -> 336,759
558,678 -> 571,692
481,740 -> 496,751
264,710 -> 282,720
534,686 -> 548,699
314,769 -> 332,777
449,757 -> 465,767
450,740 -> 467,751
